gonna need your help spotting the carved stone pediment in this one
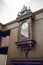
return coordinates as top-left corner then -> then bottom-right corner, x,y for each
18,6 -> 32,17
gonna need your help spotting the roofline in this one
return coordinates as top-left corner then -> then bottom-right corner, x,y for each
0,8 -> 43,26
34,8 -> 43,15
0,20 -> 17,26
4,20 -> 16,26
0,23 -> 4,26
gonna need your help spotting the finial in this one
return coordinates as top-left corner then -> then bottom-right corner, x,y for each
29,6 -> 31,11
21,5 -> 27,12
23,5 -> 27,9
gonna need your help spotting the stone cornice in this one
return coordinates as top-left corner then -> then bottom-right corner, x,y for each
0,8 -> 43,26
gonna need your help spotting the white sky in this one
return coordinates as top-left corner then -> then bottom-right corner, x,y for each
0,0 -> 43,24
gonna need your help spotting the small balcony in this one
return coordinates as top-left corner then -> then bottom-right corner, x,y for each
15,40 -> 36,58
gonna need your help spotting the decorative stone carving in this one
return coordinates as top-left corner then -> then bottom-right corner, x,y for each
18,5 -> 32,17
15,6 -> 36,58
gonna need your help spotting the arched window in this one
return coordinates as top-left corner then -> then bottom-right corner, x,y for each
21,22 -> 28,38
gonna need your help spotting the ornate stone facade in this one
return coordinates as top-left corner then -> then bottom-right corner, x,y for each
0,7 -> 43,65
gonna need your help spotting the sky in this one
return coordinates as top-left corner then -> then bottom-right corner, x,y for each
0,0 -> 43,24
